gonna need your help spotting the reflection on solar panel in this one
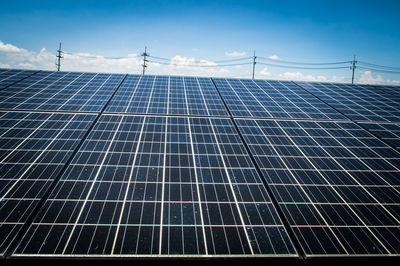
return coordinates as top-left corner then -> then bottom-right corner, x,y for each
361,122 -> 400,150
296,81 -> 400,122
356,84 -> 400,104
235,119 -> 400,256
213,78 -> 346,120
0,111 -> 97,255
13,115 -> 295,256
0,69 -> 399,262
0,69 -> 38,90
106,75 -> 228,116
0,72 -> 125,112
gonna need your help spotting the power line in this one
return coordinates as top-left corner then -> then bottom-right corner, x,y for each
257,62 -> 350,70
54,44 -> 400,81
146,55 -> 170,61
213,57 -> 253,63
358,61 -> 400,71
358,66 -> 400,74
148,54 -> 253,64
257,56 -> 352,65
147,60 -> 252,68
63,51 -> 128,60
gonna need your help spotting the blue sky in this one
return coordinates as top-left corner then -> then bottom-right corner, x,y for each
1,0 -> 399,83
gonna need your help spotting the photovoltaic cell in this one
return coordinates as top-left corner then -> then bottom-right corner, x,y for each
0,68 -> 399,260
0,69 -> 38,90
359,84 -> 400,104
296,81 -> 400,122
235,118 -> 400,256
361,122 -> 400,150
0,111 -> 97,255
106,75 -> 228,116
14,115 -> 296,257
0,72 -> 125,112
212,78 -> 346,120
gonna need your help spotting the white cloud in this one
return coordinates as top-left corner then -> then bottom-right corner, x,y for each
0,41 -> 26,53
225,51 -> 247,57
330,76 -> 346,83
357,70 -> 400,85
270,71 -> 324,82
358,70 -> 384,84
1,40 -> 398,83
257,69 -> 339,83
161,55 -> 229,77
0,63 -> 11,68
0,40 -> 142,73
62,52 -> 142,74
268,55 -> 279,60
170,55 -> 196,67
358,70 -> 400,85
259,67 -> 271,77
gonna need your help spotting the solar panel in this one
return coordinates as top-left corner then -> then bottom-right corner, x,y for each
0,111 -> 97,255
361,122 -> 400,150
360,84 -> 400,103
296,81 -> 400,122
0,69 -> 399,262
235,118 -> 400,256
0,72 -> 125,112
106,75 -> 228,116
14,114 -> 296,257
0,69 -> 38,90
212,78 -> 346,120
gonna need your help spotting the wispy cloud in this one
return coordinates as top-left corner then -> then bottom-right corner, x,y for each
258,67 -> 347,83
225,51 -> 247,57
268,55 -> 279,60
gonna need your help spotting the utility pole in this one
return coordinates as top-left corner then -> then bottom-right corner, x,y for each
351,55 -> 356,84
56,42 -> 63,72
252,50 -> 257,80
141,46 -> 149,75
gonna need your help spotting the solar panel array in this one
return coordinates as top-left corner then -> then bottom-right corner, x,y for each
0,69 -> 38,90
0,70 -> 399,261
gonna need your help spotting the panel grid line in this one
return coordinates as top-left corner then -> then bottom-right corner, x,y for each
2,74 -> 128,257
210,77 -> 305,258
2,71 -> 400,260
273,120 -> 392,254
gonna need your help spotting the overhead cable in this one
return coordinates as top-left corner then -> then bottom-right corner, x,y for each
257,62 -> 350,70
358,61 -> 400,71
59,49 -> 400,75
148,55 -> 253,64
358,66 -> 400,74
257,56 -> 352,66
147,60 -> 252,68
63,51 -> 129,60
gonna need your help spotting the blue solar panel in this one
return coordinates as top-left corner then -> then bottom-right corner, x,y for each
14,115 -> 296,257
0,111 -> 97,255
0,72 -> 125,112
0,69 -> 399,262
213,78 -> 346,120
106,75 -> 228,116
361,122 -> 400,150
0,69 -> 38,90
235,118 -> 400,256
296,81 -> 400,122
